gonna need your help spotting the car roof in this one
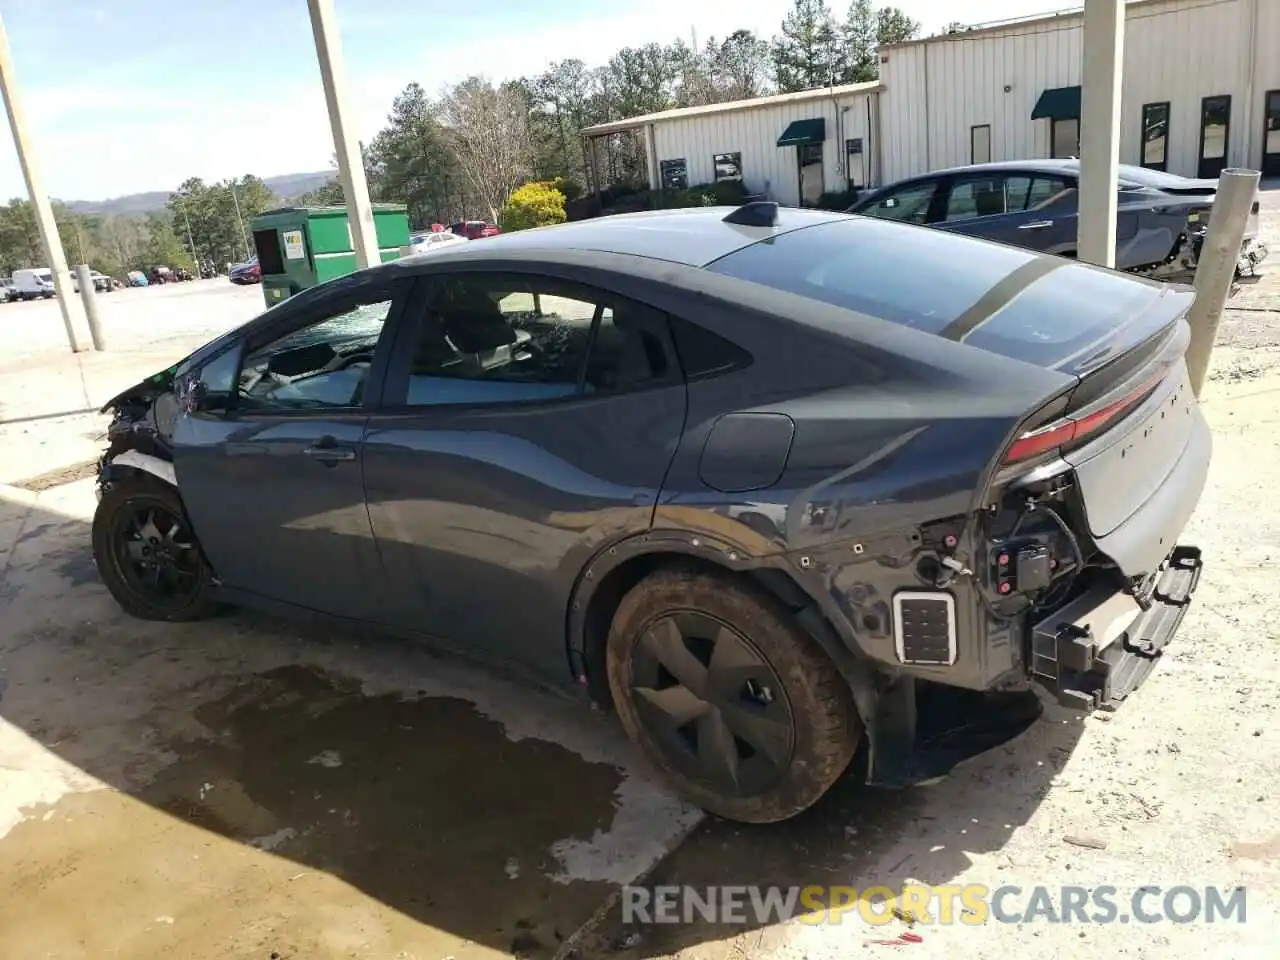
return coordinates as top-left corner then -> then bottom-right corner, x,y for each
422,206 -> 852,268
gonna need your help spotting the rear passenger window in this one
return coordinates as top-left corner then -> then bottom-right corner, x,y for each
1027,177 -> 1073,209
945,177 -> 1007,221
667,314 -> 753,379
400,275 -> 673,406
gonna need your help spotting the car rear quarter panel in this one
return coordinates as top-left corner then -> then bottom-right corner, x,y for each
646,275 -> 1075,688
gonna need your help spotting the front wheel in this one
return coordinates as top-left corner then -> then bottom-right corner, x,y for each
606,565 -> 861,823
92,475 -> 219,621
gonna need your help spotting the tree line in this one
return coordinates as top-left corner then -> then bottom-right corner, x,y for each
0,0 -> 921,276
303,0 -> 922,226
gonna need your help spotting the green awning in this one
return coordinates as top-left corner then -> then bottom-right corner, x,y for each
777,118 -> 826,146
1031,86 -> 1081,121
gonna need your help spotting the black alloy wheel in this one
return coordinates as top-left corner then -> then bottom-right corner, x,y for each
92,476 -> 219,621
607,565 -> 860,823
628,611 -> 796,797
111,501 -> 201,604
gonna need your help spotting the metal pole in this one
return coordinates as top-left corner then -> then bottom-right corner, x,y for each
0,14 -> 89,352
75,264 -> 105,351
1184,168 -> 1261,397
306,0 -> 380,269
1077,0 -> 1125,268
228,182 -> 250,259
180,206 -> 198,269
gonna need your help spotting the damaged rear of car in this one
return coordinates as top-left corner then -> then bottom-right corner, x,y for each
705,217 -> 1209,787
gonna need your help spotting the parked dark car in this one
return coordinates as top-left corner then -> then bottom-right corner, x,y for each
92,203 -> 1209,823
450,220 -> 501,239
848,159 -> 1268,276
229,256 -> 261,285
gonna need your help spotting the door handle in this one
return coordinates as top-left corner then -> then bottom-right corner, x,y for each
304,440 -> 356,463
1019,220 -> 1054,230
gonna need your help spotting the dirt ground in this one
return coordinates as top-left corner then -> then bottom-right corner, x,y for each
1,192 -> 1279,959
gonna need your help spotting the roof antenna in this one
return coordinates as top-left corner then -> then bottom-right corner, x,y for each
722,200 -> 779,227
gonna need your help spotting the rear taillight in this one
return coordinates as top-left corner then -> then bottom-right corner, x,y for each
1002,372 -> 1166,465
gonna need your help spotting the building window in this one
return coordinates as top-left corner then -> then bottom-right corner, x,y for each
1198,95 -> 1231,179
659,159 -> 688,191
1050,118 -> 1079,159
970,125 -> 992,164
1264,90 -> 1280,177
1141,102 -> 1170,171
713,152 -> 742,182
846,138 -> 865,189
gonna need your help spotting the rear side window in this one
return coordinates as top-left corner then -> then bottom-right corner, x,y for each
667,314 -> 753,379
708,217 -> 1036,334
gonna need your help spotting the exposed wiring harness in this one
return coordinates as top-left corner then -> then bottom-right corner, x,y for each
977,501 -> 1085,621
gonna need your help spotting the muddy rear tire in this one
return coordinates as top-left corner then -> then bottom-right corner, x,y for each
92,474 -> 219,622
606,564 -> 861,823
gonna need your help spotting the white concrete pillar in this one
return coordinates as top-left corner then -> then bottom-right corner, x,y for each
306,0 -> 379,270
1077,0 -> 1125,268
0,14 -> 90,352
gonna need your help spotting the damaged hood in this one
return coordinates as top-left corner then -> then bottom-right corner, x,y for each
100,329 -> 242,414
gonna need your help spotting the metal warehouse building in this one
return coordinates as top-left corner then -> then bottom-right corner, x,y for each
583,0 -> 1280,205
582,81 -> 883,208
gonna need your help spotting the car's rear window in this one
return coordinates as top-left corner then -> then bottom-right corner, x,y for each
706,217 -> 1161,367
706,217 -> 1037,334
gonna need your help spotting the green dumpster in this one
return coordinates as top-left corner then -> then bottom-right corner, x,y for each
249,204 -> 411,306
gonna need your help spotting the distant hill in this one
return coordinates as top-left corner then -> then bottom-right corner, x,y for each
62,171 -> 335,217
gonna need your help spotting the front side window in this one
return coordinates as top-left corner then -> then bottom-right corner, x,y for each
237,292 -> 395,410
401,275 -> 671,406
860,180 -> 938,223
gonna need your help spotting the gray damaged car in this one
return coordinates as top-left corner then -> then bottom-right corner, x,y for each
92,203 -> 1209,823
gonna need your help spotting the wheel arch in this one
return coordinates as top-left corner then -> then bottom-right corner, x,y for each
566,532 -> 879,725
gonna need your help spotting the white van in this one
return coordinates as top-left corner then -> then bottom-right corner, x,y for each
14,268 -> 55,300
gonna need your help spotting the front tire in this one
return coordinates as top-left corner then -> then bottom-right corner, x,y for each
92,475 -> 219,621
606,565 -> 861,823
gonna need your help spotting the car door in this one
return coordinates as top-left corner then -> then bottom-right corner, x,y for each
935,173 -> 1079,255
360,267 -> 688,681
169,272 -> 411,622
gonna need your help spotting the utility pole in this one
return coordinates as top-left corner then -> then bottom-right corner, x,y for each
180,205 -> 198,269
1077,0 -> 1125,268
228,180 -> 251,259
0,13 -> 89,352
306,0 -> 380,269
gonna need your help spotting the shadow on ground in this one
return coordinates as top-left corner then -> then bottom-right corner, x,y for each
0,483 -> 1085,958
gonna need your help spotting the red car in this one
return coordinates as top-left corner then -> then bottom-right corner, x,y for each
450,220 -> 501,239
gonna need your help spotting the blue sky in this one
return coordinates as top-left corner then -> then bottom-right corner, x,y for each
0,0 -> 1056,201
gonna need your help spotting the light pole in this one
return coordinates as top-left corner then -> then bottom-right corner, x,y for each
228,181 -> 251,259
306,0 -> 380,269
0,13 -> 89,352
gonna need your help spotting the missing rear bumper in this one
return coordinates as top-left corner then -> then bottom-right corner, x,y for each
1030,545 -> 1202,710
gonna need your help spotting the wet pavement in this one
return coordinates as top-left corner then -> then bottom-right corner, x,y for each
0,479 -> 701,960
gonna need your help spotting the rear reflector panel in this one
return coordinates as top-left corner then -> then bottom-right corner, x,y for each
893,591 -> 957,665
